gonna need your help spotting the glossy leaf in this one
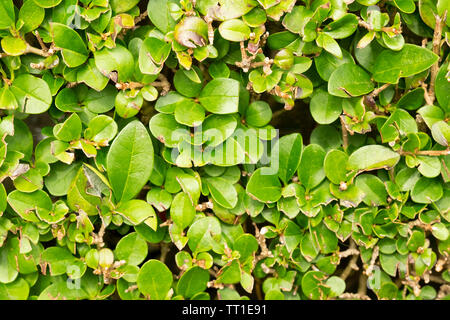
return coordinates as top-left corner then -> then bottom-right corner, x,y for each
107,121 -> 154,202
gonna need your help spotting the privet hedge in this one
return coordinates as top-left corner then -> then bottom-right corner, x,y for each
0,0 -> 448,301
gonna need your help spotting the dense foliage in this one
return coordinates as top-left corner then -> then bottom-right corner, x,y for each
0,0 -> 449,300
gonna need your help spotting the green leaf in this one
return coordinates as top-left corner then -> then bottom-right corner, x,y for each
282,6 -> 312,34
115,232 -> 148,266
197,114 -> 237,147
146,188 -> 172,212
115,199 -> 157,228
115,90 -> 143,119
138,39 -> 165,75
206,177 -> 238,209
174,100 -> 205,127
0,184 -> 6,213
53,113 -> 82,142
245,101 -> 272,127
0,242 -> 18,284
44,162 -> 81,197
234,234 -> 258,261
372,44 -> 439,84
107,121 -> 154,202
0,0 -> 15,30
216,260 -> 241,284
435,63 -> 449,112
94,45 -> 135,82
13,168 -> 43,193
219,19 -> 251,42
67,165 -> 102,215
177,172 -> 201,205
380,109 -> 417,143
272,133 -> 303,185
149,113 -> 189,147
4,118 -> 33,162
55,88 -> 82,112
177,266 -> 209,299
84,115 -> 118,144
396,88 -> 425,111
326,276 -> 346,297
0,278 -> 29,300
249,69 -> 283,93
418,105 -> 445,129
314,49 -> 354,81
431,121 -> 450,147
417,156 -> 442,178
324,149 -> 349,184
355,174 -> 388,206
328,63 -> 374,98
110,0 -> 139,13
137,260 -> 173,300
310,88 -> 343,124
347,145 -> 400,172
1,36 -> 27,56
155,92 -> 187,114
284,220 -> 302,253
419,0 -> 438,28
41,247 -> 85,278
393,0 -> 416,13
147,0 -> 176,34
7,190 -> 51,223
173,67 -> 203,98
33,0 -> 63,8
0,87 -> 18,110
407,230 -> 425,252
19,0 -> 45,33
10,74 -> 52,114
174,16 -> 208,48
199,78 -> 240,114
84,85 -> 117,113
411,177 -> 443,204
298,144 -> 326,191
38,281 -> 87,300
77,59 -> 109,91
187,216 -> 222,254
301,271 -> 327,300
316,33 -> 342,58
51,23 -> 89,67
170,192 -> 196,229
323,14 -> 358,39
246,167 -> 282,203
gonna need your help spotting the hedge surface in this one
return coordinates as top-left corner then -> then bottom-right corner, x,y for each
0,0 -> 449,300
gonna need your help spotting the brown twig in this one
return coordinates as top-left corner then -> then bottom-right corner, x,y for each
437,284 -> 450,300
159,242 -> 170,263
358,18 -> 372,30
134,11 -> 148,25
338,292 -> 371,300
253,223 -> 273,263
340,240 -> 359,280
196,201 -> 213,211
340,116 -> 349,151
370,83 -> 391,98
428,11 -> 447,104
255,278 -> 263,300
115,74 -> 171,95
25,44 -> 53,57
365,246 -> 379,277
358,273 -> 368,297
34,30 -> 48,51
338,247 -> 360,258
398,148 -> 450,157
428,274 -> 448,284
